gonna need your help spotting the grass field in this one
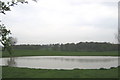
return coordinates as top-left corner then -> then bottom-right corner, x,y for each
2,66 -> 119,78
1,49 -> 118,57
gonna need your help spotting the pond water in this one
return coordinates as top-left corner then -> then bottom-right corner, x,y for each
0,56 -> 119,69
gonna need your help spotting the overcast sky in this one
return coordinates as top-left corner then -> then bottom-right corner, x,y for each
1,0 -> 119,44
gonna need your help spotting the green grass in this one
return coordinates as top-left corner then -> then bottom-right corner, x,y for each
2,49 -> 118,57
2,66 -> 119,78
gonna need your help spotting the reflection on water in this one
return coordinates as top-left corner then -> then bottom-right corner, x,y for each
38,57 -> 115,62
0,56 -> 119,69
7,57 -> 17,67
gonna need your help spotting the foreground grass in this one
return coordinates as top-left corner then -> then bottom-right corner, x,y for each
2,66 -> 119,78
2,49 -> 118,57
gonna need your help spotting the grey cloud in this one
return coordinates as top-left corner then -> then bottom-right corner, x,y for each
68,17 -> 117,30
101,2 -> 118,7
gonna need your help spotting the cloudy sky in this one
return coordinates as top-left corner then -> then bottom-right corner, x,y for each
1,0 -> 119,44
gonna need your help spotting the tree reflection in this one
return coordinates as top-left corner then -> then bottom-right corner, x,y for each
7,57 -> 16,67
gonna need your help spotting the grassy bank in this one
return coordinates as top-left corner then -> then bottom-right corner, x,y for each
2,49 -> 118,57
2,66 -> 119,78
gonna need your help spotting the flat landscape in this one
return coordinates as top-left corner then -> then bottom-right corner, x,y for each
2,49 -> 118,57
1,49 -> 119,78
1,43 -> 119,78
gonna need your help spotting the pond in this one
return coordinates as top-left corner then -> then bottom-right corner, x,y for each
0,56 -> 119,69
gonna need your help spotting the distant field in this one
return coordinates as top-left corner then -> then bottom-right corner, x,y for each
2,49 -> 118,57
2,66 -> 119,78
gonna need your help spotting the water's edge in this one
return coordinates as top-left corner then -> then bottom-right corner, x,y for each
0,56 -> 119,70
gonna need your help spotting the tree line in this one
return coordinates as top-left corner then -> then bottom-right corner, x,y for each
13,42 -> 118,52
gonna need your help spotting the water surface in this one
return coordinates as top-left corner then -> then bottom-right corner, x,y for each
0,56 -> 119,69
